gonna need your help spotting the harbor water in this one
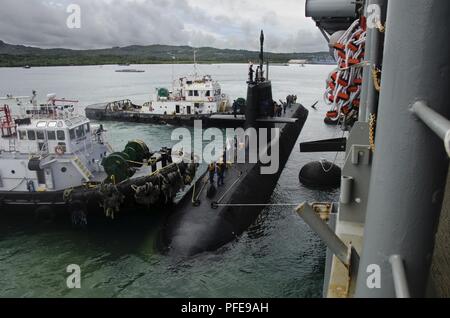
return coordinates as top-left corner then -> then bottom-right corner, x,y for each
0,63 -> 342,298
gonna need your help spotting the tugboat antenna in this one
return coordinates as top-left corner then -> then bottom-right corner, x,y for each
193,49 -> 198,79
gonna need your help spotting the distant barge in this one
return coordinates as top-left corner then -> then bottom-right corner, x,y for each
115,69 -> 145,73
85,101 -> 243,128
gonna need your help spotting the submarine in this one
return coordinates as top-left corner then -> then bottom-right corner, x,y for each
159,31 -> 309,257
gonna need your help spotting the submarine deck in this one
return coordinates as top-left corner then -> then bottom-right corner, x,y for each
161,103 -> 309,256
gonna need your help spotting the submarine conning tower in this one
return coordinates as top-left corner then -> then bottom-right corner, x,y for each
245,30 -> 274,129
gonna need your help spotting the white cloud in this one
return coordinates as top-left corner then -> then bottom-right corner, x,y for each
0,0 -> 327,52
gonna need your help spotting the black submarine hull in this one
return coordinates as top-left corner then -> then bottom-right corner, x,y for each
160,103 -> 308,256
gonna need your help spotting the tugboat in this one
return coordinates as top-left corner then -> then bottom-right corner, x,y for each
85,61 -> 232,127
0,93 -> 197,225
142,74 -> 230,116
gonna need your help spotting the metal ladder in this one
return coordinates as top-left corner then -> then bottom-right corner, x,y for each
73,156 -> 93,180
8,139 -> 16,152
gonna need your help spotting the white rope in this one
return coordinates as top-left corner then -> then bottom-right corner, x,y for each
6,178 -> 27,191
215,203 -> 302,207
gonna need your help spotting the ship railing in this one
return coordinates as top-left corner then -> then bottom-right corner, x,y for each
22,105 -> 77,120
35,142 -> 50,158
91,129 -> 107,145
389,255 -> 410,298
412,101 -> 450,157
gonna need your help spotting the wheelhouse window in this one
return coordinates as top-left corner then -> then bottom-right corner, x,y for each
57,130 -> 65,141
36,130 -> 45,140
69,129 -> 76,140
19,130 -> 27,140
27,130 -> 36,140
75,125 -> 85,138
47,131 -> 56,141
188,90 -> 193,96
84,123 -> 90,133
205,91 -> 211,97
194,90 -> 199,97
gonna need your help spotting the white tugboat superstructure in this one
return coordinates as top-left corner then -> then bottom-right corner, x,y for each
144,74 -> 230,115
0,94 -> 111,193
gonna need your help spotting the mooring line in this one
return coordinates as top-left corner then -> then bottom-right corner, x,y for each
214,203 -> 302,207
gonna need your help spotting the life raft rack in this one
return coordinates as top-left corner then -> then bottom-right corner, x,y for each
324,18 -> 367,123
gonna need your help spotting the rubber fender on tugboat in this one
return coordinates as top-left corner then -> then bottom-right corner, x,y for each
70,200 -> 88,228
34,205 -> 55,224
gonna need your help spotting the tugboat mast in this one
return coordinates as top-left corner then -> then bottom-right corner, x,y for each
193,49 -> 198,79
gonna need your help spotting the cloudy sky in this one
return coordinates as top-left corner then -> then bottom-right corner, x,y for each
0,0 -> 327,52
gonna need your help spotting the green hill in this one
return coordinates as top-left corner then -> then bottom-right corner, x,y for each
0,40 -> 333,67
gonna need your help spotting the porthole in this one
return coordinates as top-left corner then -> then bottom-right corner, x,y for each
61,167 -> 67,173
11,170 -> 16,174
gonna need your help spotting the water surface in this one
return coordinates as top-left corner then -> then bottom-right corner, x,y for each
0,63 -> 343,298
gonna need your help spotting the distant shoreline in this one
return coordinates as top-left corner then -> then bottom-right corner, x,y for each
0,61 -> 335,68
0,41 -> 334,68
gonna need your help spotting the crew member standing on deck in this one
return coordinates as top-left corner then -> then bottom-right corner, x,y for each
232,100 -> 239,118
277,103 -> 283,117
273,101 -> 278,117
216,161 -> 225,187
248,62 -> 254,83
208,162 -> 216,185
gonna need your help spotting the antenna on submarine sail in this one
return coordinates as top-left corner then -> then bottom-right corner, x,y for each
259,30 -> 265,82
